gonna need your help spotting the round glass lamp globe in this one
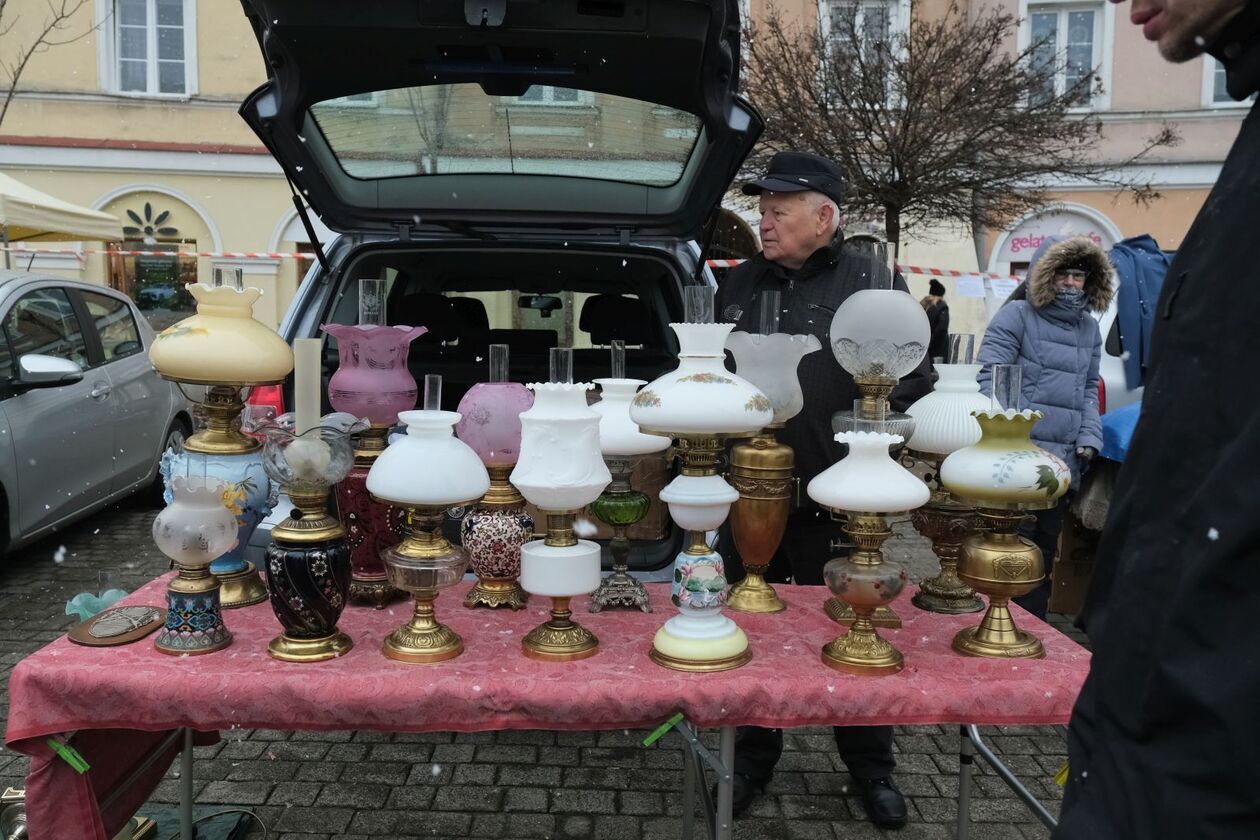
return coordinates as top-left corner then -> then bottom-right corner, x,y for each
829,289 -> 930,380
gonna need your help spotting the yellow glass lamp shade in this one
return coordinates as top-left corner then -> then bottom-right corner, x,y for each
149,283 -> 295,385
940,410 -> 1071,509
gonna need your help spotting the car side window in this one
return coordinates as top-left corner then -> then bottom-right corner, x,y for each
2,288 -> 90,370
82,291 -> 144,362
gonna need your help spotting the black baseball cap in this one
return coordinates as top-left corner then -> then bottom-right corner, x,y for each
742,151 -> 845,205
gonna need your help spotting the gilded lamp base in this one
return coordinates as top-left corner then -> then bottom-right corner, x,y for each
726,572 -> 786,614
383,596 -> 463,663
825,597 -> 901,628
912,578 -> 985,615
268,630 -> 354,663
465,577 -> 529,610
589,571 -> 652,613
523,600 -> 599,662
952,601 -> 1045,659
350,575 -> 405,609
215,561 -> 269,608
821,626 -> 904,676
648,647 -> 753,673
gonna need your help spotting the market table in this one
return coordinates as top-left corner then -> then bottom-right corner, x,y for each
6,574 -> 1090,840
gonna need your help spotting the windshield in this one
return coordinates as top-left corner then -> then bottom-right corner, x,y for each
309,83 -> 702,186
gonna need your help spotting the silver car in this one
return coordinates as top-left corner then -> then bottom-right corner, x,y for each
0,271 -> 191,554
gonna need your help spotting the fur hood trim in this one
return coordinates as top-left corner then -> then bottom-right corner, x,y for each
1027,236 -> 1114,313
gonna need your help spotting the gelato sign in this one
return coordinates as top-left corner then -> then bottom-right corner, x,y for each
996,211 -> 1114,263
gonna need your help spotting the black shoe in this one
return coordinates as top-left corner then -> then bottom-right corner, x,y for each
712,771 -> 767,818
853,776 -> 907,829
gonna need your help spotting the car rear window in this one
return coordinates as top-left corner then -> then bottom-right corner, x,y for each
309,83 -> 701,186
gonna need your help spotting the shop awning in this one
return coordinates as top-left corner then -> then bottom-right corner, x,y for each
0,171 -> 122,243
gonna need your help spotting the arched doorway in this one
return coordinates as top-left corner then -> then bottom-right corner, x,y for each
97,188 -> 217,331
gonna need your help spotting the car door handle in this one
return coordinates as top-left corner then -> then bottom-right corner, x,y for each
90,383 -> 112,399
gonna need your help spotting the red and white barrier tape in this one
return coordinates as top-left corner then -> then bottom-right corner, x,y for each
1,245 -> 316,260
1,246 -> 1016,281
707,258 -> 1020,281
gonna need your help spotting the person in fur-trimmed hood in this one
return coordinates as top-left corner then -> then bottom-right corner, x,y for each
976,234 -> 1114,619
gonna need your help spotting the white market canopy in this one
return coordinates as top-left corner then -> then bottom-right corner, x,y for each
0,171 -> 122,242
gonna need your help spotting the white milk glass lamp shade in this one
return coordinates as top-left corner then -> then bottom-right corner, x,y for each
629,323 -> 773,435
829,289 -> 930,380
725,332 -> 821,425
905,364 -> 991,455
592,379 -> 671,457
510,382 -> 611,511
149,284 -> 295,385
807,432 -> 931,513
367,410 -> 491,507
152,476 -> 239,568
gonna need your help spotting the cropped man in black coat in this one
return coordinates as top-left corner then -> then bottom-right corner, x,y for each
713,152 -> 931,829
1055,1 -> 1260,837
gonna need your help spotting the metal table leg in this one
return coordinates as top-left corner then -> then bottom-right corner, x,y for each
957,725 -> 1058,831
672,722 -> 736,840
956,725 -> 975,840
180,728 -> 194,840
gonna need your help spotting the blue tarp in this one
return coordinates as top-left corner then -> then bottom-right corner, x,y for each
1108,235 -> 1170,390
1101,400 -> 1140,462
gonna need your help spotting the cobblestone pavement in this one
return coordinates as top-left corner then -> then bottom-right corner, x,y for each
0,493 -> 1089,840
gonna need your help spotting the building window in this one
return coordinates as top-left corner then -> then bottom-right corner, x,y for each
1028,5 -> 1102,107
1208,58 -> 1257,105
109,0 -> 196,96
824,1 -> 903,57
510,86 -> 593,106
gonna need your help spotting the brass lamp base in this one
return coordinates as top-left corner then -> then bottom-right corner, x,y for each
268,630 -> 354,663
216,561 -> 269,608
383,595 -> 463,663
825,597 -> 901,628
350,576 -> 404,608
523,597 -> 598,662
821,625 -> 904,676
465,577 -> 529,610
952,600 -> 1045,659
726,573 -> 786,614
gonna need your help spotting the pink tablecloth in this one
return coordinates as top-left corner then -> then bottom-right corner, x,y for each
6,574 -> 1089,839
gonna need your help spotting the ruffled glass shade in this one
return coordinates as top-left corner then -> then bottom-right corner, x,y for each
322,324 -> 427,424
511,382 -> 611,511
940,410 -> 1072,508
725,332 -> 821,426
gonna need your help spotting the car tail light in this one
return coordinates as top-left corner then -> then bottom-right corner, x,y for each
1098,377 -> 1107,415
243,384 -> 285,434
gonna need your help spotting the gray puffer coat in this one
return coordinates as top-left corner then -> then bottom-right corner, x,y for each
977,236 -> 1113,483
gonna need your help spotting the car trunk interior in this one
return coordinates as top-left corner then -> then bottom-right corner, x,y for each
308,243 -> 691,569
316,243 -> 688,413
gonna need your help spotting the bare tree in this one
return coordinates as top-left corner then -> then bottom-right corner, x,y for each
0,0 -> 99,130
406,86 -> 454,174
743,2 -> 1179,253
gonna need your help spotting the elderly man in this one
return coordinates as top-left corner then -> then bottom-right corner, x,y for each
714,151 -> 931,828
1054,0 -> 1260,837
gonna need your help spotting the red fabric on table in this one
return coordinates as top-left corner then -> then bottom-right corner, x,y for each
6,574 -> 1089,839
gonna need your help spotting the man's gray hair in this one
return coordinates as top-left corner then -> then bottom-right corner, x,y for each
803,191 -> 842,234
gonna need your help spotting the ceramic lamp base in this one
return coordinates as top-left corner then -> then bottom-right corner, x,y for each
726,572 -> 785,614
951,601 -> 1045,659
215,562 -> 269,608
649,612 -> 751,672
825,597 -> 901,628
268,630 -> 354,662
465,577 -> 529,610
155,584 -> 232,656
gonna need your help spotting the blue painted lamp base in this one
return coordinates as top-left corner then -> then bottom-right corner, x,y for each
155,584 -> 232,656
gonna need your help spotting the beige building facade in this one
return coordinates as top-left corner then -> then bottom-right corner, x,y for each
0,0 -> 1248,335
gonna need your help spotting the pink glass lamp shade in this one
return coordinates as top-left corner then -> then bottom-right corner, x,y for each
321,324 -> 428,424
456,382 -> 535,466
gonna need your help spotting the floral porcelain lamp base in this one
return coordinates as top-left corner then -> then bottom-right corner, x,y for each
649,531 -> 751,673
